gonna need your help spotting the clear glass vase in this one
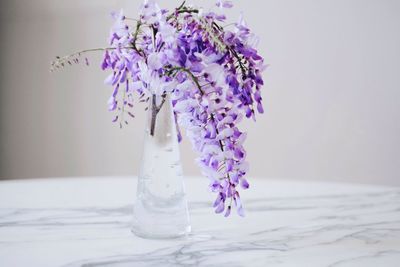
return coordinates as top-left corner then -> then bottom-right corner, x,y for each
131,94 -> 191,239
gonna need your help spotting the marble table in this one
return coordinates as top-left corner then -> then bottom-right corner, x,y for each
0,177 -> 399,267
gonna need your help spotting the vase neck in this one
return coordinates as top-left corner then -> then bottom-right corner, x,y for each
146,94 -> 176,144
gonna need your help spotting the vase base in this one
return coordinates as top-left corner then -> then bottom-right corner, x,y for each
131,192 -> 191,239
131,225 -> 191,240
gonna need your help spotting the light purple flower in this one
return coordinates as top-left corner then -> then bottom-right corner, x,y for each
100,0 -> 266,217
216,1 -> 234,9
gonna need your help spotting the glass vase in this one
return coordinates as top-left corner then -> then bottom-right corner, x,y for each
131,94 -> 191,239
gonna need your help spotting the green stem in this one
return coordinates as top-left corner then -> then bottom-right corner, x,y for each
167,1 -> 199,21
132,22 -> 146,57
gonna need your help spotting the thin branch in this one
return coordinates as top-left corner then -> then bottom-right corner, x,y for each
150,94 -> 167,136
50,46 -> 133,72
167,1 -> 199,21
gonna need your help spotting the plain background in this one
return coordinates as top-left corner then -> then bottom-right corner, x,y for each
0,0 -> 399,186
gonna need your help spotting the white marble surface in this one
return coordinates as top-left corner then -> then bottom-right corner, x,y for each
0,177 -> 399,267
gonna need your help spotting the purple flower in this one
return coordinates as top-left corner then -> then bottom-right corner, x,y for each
99,0 -> 266,217
215,201 -> 225,214
224,205 -> 231,217
240,178 -> 250,189
216,1 -> 234,9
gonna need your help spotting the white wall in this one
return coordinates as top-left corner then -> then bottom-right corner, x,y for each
0,0 -> 399,185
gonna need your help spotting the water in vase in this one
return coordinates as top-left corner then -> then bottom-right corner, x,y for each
131,94 -> 191,239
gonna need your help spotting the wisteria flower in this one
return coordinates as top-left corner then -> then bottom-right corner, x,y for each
216,0 -> 234,9
51,0 -> 266,217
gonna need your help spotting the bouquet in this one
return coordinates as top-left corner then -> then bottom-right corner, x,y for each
52,0 -> 266,217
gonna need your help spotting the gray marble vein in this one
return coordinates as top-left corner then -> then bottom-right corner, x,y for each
0,177 -> 399,267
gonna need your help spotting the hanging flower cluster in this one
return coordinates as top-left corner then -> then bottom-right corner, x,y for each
52,0 -> 266,217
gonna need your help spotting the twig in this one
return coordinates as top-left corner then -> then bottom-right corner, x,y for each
150,94 -> 167,136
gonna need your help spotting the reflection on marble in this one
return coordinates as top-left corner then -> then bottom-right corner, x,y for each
0,177 -> 399,267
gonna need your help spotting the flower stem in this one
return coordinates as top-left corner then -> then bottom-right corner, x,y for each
50,46 -> 134,71
150,94 -> 166,136
167,1 -> 199,21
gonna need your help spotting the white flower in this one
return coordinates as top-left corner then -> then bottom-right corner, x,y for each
147,52 -> 165,70
137,60 -> 174,95
140,0 -> 162,24
194,52 -> 223,64
216,127 -> 234,140
202,144 -> 222,155
159,22 -> 177,45
203,63 -> 226,87
174,99 -> 198,113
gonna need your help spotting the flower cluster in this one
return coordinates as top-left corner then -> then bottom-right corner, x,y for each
53,0 -> 266,217
103,0 -> 266,217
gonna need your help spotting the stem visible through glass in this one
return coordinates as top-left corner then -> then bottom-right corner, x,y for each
150,94 -> 166,136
